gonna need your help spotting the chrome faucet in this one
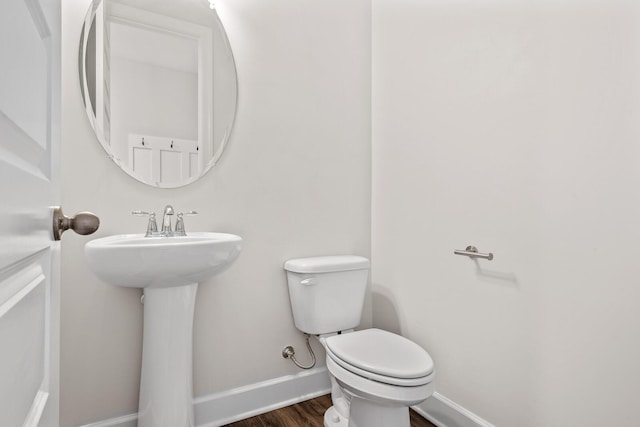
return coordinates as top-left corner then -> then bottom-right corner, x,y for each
174,211 -> 198,236
161,205 -> 174,235
132,211 -> 158,237
134,206 -> 196,237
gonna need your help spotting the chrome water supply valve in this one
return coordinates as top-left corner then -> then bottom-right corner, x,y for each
282,334 -> 316,370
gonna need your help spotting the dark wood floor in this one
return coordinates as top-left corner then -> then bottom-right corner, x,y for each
224,394 -> 436,427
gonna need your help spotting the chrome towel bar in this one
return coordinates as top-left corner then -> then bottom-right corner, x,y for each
454,246 -> 493,261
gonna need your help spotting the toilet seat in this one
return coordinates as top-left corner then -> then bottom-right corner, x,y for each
326,356 -> 434,407
325,329 -> 434,387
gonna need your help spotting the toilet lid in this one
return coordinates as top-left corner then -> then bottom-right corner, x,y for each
325,329 -> 434,380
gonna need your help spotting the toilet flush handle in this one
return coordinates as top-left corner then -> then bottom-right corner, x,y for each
300,277 -> 317,286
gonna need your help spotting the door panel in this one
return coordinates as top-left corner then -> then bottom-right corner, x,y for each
0,0 -> 49,147
0,257 -> 47,426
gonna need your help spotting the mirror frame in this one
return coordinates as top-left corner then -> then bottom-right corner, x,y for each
79,0 -> 238,188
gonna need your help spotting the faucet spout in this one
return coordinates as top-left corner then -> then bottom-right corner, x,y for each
161,205 -> 175,234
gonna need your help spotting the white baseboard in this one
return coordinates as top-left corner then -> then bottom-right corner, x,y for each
76,367 -> 331,427
77,369 -> 493,427
76,413 -> 137,427
195,366 -> 331,426
412,392 -> 495,427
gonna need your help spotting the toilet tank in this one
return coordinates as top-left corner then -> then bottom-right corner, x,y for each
284,256 -> 370,335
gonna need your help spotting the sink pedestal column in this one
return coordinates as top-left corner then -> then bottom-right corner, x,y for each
138,283 -> 198,427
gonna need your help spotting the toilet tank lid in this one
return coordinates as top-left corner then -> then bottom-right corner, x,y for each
284,256 -> 369,273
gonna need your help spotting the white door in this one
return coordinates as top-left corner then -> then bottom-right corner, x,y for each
0,0 -> 61,425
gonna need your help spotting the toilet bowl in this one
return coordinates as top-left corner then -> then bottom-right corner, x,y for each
321,329 -> 434,427
284,256 -> 435,427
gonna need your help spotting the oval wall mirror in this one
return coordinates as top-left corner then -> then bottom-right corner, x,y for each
79,0 -> 237,188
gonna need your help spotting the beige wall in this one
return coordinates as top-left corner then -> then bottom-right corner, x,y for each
61,0 -> 371,425
372,0 -> 640,426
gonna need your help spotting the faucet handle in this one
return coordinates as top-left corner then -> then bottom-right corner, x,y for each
132,211 -> 158,236
174,211 -> 198,236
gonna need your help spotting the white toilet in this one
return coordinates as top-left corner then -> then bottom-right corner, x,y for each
284,256 -> 435,427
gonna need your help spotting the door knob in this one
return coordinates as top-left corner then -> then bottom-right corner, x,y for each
53,206 -> 100,240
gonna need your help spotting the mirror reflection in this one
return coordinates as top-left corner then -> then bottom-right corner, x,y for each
80,0 -> 237,188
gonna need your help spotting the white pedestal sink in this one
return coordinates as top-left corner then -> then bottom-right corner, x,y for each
85,232 -> 242,427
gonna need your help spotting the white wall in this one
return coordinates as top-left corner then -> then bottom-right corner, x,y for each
61,0 -> 371,425
372,0 -> 640,426
110,56 -> 198,165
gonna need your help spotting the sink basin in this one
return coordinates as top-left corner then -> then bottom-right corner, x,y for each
85,232 -> 242,288
84,231 -> 243,427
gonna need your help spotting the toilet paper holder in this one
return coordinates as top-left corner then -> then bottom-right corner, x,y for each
454,246 -> 494,261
